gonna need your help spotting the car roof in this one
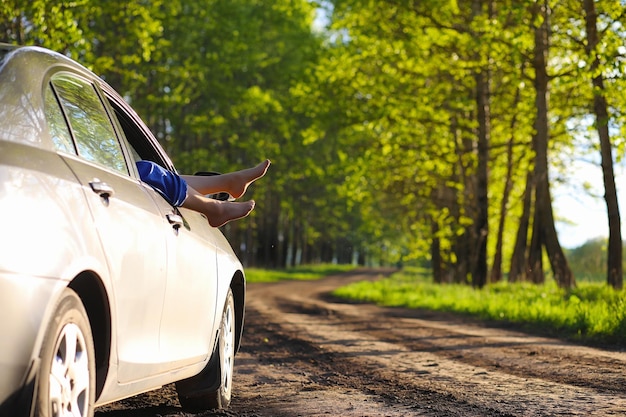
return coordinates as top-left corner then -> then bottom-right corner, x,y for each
0,44 -> 105,151
0,43 -> 176,171
0,42 -> 95,79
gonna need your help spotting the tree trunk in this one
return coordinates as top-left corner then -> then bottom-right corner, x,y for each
431,220 -> 444,284
470,0 -> 491,288
527,181 -> 545,284
509,171 -> 534,283
454,231 -> 471,284
491,86 -> 522,283
472,70 -> 489,287
529,1 -> 575,288
583,0 -> 623,289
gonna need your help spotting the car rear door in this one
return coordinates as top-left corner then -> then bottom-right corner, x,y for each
48,73 -> 171,383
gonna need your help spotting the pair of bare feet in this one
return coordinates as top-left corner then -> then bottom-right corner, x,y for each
181,159 -> 271,227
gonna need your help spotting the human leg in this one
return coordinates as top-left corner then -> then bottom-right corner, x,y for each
182,186 -> 256,227
182,159 -> 270,199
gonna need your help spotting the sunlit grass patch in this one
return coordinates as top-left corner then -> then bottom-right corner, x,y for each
246,263 -> 357,283
332,268 -> 626,345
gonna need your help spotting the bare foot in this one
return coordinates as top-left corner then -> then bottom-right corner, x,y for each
227,159 -> 271,199
208,200 -> 256,227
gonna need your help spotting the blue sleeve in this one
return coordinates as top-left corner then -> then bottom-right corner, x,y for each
136,160 -> 188,207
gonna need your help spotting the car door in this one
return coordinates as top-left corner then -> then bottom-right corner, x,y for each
104,92 -> 220,366
48,73 -> 171,383
158,202 -> 220,364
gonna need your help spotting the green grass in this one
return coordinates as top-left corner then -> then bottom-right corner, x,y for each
332,267 -> 626,345
245,263 -> 357,283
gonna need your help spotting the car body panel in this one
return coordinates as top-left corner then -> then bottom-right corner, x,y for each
0,141 -> 110,396
0,141 -> 108,281
61,154 -> 171,383
158,204 -> 220,364
0,43 -> 246,412
0,273 -> 65,402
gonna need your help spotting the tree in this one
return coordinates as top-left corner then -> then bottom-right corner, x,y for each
6,0 -> 626,274
520,0 -> 575,288
582,0 -> 623,289
0,0 -> 88,54
490,84 -> 523,283
468,0 -> 494,288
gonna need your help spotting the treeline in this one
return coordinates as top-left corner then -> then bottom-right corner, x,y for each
566,238 -> 626,282
2,0 -> 625,289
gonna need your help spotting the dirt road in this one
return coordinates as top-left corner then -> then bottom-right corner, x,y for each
96,268 -> 626,417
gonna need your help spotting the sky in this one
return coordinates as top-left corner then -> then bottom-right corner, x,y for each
552,159 -> 626,249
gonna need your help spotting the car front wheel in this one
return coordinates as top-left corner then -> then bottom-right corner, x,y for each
177,288 -> 236,410
35,288 -> 95,417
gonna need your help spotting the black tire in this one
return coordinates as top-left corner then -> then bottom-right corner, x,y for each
35,288 -> 95,417
176,289 -> 236,410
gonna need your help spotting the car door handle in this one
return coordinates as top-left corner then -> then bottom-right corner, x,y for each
166,213 -> 184,230
89,180 -> 115,198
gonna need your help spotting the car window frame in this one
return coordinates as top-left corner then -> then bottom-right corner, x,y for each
43,82 -> 78,155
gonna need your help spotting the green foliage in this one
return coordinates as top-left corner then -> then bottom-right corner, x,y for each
245,264 -> 357,283
333,268 -> 626,344
566,238 -> 626,284
566,238 -> 608,283
3,0 -> 626,275
0,0 -> 87,51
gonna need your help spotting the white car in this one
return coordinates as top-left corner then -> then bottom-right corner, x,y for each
0,43 -> 246,416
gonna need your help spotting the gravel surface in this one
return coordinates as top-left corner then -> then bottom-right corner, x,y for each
96,268 -> 626,417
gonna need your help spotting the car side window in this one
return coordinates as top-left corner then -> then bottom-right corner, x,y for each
44,84 -> 76,154
52,74 -> 128,175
